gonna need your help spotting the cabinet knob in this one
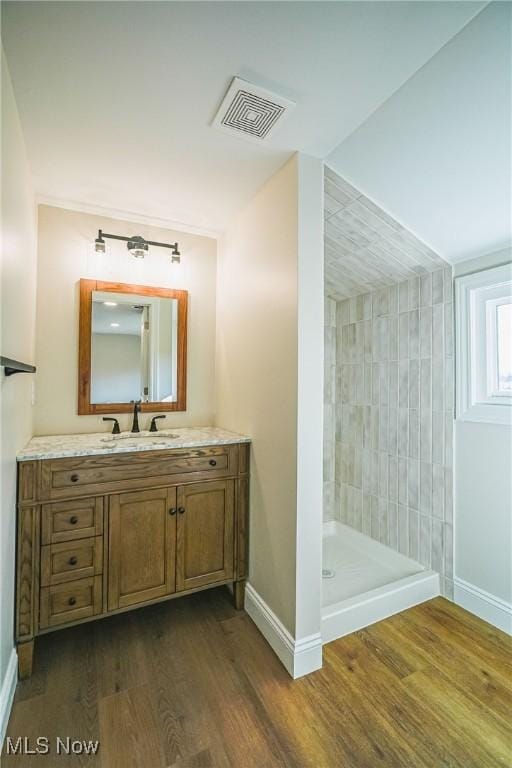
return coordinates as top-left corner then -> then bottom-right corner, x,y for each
209,459 -> 217,466
169,508 -> 176,516
69,556 -> 78,566
68,597 -> 76,606
69,516 -> 78,525
178,507 -> 185,514
70,474 -> 79,483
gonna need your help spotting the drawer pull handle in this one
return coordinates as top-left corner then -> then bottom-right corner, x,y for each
70,474 -> 79,483
69,556 -> 78,566
169,507 -> 176,516
69,516 -> 78,525
178,507 -> 185,514
68,597 -> 76,606
209,459 -> 217,466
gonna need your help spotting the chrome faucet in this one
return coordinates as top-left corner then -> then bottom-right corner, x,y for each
131,400 -> 141,433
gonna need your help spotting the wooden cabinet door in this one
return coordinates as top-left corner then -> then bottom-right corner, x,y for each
176,480 -> 234,592
108,487 -> 177,611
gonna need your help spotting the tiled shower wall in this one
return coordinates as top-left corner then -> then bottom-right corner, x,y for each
325,268 -> 455,598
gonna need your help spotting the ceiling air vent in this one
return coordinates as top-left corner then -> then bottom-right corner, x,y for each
212,77 -> 295,142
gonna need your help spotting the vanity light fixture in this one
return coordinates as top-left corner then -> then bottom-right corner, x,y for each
94,229 -> 180,262
110,322 -> 120,328
94,233 -> 106,253
104,301 -> 117,307
127,236 -> 148,259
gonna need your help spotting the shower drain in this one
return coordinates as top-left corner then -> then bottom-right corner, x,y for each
322,568 -> 335,579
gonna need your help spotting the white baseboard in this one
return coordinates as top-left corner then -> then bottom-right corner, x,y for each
0,649 -> 17,750
244,583 -> 322,679
454,577 -> 512,635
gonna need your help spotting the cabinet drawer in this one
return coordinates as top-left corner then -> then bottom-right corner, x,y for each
40,446 -> 238,499
40,576 -> 102,628
41,498 -> 103,544
41,538 -> 103,586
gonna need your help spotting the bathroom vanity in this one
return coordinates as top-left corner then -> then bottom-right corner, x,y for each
15,428 -> 250,678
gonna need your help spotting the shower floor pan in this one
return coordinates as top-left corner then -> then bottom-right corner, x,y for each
322,520 -> 439,644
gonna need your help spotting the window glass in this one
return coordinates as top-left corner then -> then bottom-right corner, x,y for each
497,301 -> 512,393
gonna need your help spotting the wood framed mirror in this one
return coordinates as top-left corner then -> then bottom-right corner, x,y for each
78,279 -> 188,415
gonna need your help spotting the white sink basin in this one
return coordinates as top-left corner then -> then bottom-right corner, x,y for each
109,439 -> 169,449
101,430 -> 179,445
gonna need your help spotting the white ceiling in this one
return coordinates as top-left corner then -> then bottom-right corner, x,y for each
2,1 -> 484,234
327,2 -> 511,264
92,301 -> 143,336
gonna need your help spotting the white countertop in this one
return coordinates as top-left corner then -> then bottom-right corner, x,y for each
17,427 -> 251,461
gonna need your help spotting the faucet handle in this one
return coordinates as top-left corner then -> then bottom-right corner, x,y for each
149,415 -> 166,433
102,417 -> 120,435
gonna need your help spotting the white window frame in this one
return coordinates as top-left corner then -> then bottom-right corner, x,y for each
455,263 -> 512,425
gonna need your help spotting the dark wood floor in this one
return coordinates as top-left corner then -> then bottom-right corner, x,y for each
3,589 -> 512,767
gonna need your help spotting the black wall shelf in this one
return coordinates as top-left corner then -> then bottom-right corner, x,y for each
0,356 -> 37,377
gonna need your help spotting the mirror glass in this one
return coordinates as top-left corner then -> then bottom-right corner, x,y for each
90,290 -> 178,405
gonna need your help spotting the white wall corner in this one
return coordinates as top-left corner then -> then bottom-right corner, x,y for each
295,154 -> 324,660
245,583 -> 322,679
0,649 -> 18,749
454,578 -> 512,636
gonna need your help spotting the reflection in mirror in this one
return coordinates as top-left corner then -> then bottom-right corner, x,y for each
90,291 -> 178,405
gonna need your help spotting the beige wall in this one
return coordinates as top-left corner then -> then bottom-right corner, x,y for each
91,333 -> 141,404
215,156 -> 299,635
35,206 -> 217,435
0,51 -> 37,701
